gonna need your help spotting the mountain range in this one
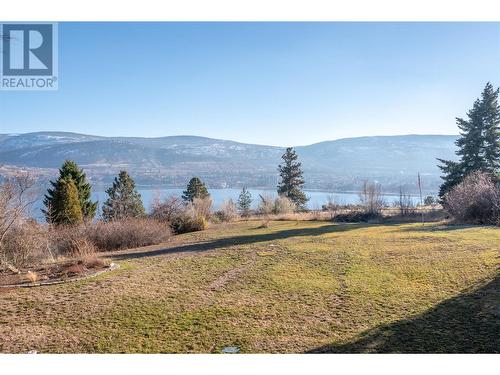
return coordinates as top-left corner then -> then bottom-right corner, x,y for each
0,132 -> 458,194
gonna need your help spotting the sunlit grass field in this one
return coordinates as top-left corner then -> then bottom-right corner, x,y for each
0,220 -> 498,353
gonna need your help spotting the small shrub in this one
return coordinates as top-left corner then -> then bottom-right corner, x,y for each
1,221 -> 50,269
150,194 -> 212,233
334,210 -> 383,223
192,197 -> 212,219
171,214 -> 208,234
84,218 -> 172,251
273,195 -> 295,214
257,194 -> 296,216
444,171 -> 500,225
65,237 -> 96,257
49,225 -> 85,256
257,194 -> 275,215
50,226 -> 97,257
214,199 -> 239,222
167,196 -> 211,234
150,195 -> 184,222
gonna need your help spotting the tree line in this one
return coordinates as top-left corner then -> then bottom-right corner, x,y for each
40,81 -> 499,226
41,146 -> 310,225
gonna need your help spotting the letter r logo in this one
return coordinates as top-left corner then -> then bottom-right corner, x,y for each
2,24 -> 53,76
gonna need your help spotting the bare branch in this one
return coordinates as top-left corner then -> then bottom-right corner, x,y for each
0,173 -> 38,256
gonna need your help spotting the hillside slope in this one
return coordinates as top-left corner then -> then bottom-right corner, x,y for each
0,132 -> 457,192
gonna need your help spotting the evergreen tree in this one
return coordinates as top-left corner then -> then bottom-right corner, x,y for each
43,160 -> 97,222
237,187 -> 252,216
51,178 -> 83,225
437,159 -> 463,198
438,82 -> 500,197
277,147 -> 308,209
182,177 -> 210,202
102,171 -> 145,221
482,83 -> 500,177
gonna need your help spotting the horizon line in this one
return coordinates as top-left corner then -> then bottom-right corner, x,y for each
2,131 -> 459,148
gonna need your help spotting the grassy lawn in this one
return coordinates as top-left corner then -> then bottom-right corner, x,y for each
0,221 -> 498,353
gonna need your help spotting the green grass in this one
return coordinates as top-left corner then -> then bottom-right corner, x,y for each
0,221 -> 498,353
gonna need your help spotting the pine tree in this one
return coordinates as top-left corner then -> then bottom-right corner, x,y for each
481,82 -> 500,177
43,160 -> 97,222
237,187 -> 252,216
455,98 -> 486,172
51,178 -> 83,225
102,171 -> 145,221
182,177 -> 210,202
438,82 -> 500,197
277,147 -> 308,209
437,159 -> 463,198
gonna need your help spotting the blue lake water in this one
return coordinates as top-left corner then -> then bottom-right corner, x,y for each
31,187 -> 417,221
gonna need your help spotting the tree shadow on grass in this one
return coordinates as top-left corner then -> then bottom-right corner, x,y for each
308,275 -> 500,353
108,222 -> 369,261
381,222 -> 485,234
397,223 -> 487,232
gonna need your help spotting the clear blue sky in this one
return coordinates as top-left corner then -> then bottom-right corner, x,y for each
1,22 -> 499,146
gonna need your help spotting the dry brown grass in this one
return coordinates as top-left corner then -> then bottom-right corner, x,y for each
25,271 -> 38,283
50,226 -> 97,257
62,264 -> 86,277
80,255 -> 107,269
0,220 -> 497,353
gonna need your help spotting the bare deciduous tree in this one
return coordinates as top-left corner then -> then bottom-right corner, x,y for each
150,194 -> 185,222
0,173 -> 38,268
323,194 -> 340,220
396,186 -> 414,216
359,180 -> 384,215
